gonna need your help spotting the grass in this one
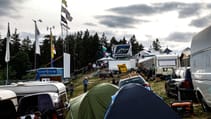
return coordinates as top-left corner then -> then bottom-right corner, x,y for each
149,80 -> 211,119
68,71 -> 211,119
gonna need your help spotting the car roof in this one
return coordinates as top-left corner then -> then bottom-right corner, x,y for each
120,75 -> 145,82
0,89 -> 16,101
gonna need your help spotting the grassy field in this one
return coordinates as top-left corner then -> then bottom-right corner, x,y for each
68,71 -> 211,119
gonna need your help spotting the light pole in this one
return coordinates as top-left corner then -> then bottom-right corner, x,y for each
33,19 -> 42,69
47,26 -> 55,67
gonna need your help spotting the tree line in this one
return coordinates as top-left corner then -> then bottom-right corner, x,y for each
0,29 -> 153,81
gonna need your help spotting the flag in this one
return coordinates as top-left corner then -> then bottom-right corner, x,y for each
128,40 -> 132,56
61,6 -> 72,22
50,30 -> 56,59
5,23 -> 10,62
61,0 -> 72,27
60,22 -> 70,29
102,46 -> 107,52
61,15 -> 68,24
35,21 -> 41,55
62,0 -> 67,7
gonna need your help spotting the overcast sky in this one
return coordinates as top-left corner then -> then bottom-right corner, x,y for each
0,0 -> 211,52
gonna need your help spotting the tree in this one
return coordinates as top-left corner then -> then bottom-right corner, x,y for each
153,38 -> 161,51
54,37 -> 63,67
40,35 -> 51,67
11,50 -> 31,80
128,35 -> 144,55
119,36 -> 127,44
10,29 -> 21,57
0,38 -> 6,69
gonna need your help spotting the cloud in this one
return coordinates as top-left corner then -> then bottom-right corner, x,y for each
84,22 -> 97,27
189,14 -> 211,28
107,2 -> 205,18
108,4 -> 156,16
95,15 -> 144,28
0,0 -> 25,18
165,32 -> 194,42
177,3 -> 201,18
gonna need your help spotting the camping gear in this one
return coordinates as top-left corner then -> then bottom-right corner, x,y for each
170,86 -> 193,117
104,83 -> 181,119
65,83 -> 118,119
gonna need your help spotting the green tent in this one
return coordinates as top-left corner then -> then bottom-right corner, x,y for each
65,83 -> 118,119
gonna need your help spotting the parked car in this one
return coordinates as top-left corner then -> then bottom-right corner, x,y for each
165,67 -> 196,100
118,75 -> 151,91
0,81 -> 70,119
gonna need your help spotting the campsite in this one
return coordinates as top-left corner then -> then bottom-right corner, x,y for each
67,71 -> 211,119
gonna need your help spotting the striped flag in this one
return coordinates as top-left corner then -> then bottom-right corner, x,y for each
61,15 -> 68,24
61,6 -> 72,22
61,0 -> 72,26
35,21 -> 41,55
5,23 -> 11,62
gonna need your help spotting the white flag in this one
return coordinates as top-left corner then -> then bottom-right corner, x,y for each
5,23 -> 10,62
35,21 -> 40,55
128,40 -> 133,56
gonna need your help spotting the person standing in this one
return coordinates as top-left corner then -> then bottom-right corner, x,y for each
83,77 -> 88,92
69,82 -> 74,97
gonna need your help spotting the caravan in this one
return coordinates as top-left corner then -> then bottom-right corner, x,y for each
155,54 -> 179,79
0,81 -> 69,118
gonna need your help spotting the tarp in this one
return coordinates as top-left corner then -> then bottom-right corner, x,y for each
104,83 -> 181,119
65,83 -> 118,119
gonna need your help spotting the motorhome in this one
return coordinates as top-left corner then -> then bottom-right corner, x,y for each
0,89 -> 18,119
191,25 -> 211,112
0,81 -> 70,118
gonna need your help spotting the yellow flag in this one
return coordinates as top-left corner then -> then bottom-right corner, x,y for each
50,31 -> 56,59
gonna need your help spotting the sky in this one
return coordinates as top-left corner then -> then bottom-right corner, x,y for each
0,0 -> 211,53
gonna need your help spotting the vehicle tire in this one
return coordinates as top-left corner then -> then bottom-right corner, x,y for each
201,98 -> 211,112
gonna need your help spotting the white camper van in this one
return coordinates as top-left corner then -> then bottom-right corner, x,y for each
0,81 -> 69,118
191,25 -> 211,112
0,89 -> 18,119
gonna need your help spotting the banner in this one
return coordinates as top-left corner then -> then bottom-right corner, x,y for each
112,44 -> 132,58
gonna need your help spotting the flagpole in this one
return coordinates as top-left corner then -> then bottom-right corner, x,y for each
61,25 -> 65,53
6,62 -> 8,85
34,21 -> 37,69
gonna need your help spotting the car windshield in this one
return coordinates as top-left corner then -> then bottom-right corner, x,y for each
17,94 -> 54,116
119,77 -> 145,87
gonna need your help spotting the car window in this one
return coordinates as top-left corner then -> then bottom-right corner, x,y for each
0,100 -> 17,119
